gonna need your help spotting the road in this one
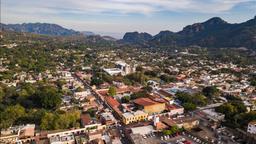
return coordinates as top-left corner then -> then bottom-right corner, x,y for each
74,73 -> 129,143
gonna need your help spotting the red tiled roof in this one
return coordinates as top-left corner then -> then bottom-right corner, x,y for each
105,96 -> 120,108
133,98 -> 159,106
81,114 -> 92,125
166,104 -> 183,110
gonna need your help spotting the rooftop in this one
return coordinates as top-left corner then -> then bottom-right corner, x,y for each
105,96 -> 120,108
133,98 -> 159,106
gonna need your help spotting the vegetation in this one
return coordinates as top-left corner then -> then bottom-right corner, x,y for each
40,110 -> 80,130
215,96 -> 253,129
249,74 -> 256,86
163,125 -> 183,135
202,86 -> 220,99
108,86 -> 117,97
176,92 -> 207,111
121,96 -> 131,103
0,82 -> 65,131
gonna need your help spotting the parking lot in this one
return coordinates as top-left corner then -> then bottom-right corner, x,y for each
140,131 -> 206,144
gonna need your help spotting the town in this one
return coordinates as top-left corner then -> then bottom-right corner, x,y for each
0,33 -> 256,144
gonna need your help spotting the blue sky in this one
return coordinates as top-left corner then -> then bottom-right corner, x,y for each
2,0 -> 256,38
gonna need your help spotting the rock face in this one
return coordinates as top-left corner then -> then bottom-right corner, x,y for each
122,16 -> 256,49
122,32 -> 153,44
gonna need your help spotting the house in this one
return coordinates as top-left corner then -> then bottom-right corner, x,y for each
133,98 -> 165,114
81,114 -> 93,127
100,112 -> 116,125
166,104 -> 184,116
247,121 -> 256,134
87,131 -> 102,142
122,110 -> 148,125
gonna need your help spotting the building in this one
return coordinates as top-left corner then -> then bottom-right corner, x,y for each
247,121 -> 256,134
161,116 -> 199,130
133,98 -> 165,114
115,61 -> 134,75
103,61 -> 135,76
166,104 -> 184,116
202,109 -> 225,122
131,125 -> 154,135
103,68 -> 123,76
122,110 -> 148,125
81,113 -> 93,127
100,112 -> 117,125
87,131 -> 102,142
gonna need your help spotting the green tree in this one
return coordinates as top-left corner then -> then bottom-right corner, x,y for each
216,103 -> 237,118
108,86 -> 117,97
130,91 -> 147,100
160,74 -> 176,83
163,125 -> 182,135
183,102 -> 197,111
193,93 -> 207,106
56,79 -> 66,88
40,112 -> 55,130
0,105 -> 26,130
0,88 -> 4,102
90,77 -> 103,86
36,86 -> 62,109
202,86 -> 220,99
121,96 -> 130,103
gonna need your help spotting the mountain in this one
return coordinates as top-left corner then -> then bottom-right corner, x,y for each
121,16 -> 256,49
122,32 -> 153,44
0,23 -> 80,36
176,17 -> 256,48
81,31 -> 95,36
102,36 -> 117,41
150,30 -> 177,46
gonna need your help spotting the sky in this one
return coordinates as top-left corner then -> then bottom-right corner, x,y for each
1,0 -> 256,38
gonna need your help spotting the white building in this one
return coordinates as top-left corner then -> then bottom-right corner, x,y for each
247,121 -> 256,134
202,109 -> 225,122
103,61 -> 135,76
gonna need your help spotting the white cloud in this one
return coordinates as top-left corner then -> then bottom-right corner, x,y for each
1,0 -> 255,35
2,0 -> 255,16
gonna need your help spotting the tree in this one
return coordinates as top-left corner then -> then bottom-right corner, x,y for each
193,93 -> 207,106
40,112 -> 55,130
0,105 -> 26,130
86,108 -> 97,117
121,96 -> 130,103
216,103 -> 237,118
0,88 -> 4,102
130,91 -> 147,100
163,125 -> 182,135
40,110 -> 80,130
160,74 -> 176,83
202,86 -> 219,99
90,77 -> 103,86
56,79 -> 66,88
183,102 -> 197,111
36,86 -> 62,109
108,86 -> 117,97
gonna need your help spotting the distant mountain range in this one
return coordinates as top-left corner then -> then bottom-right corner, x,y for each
0,22 -> 119,41
0,23 -> 80,36
122,16 -> 256,49
81,31 -> 95,36
1,16 -> 255,49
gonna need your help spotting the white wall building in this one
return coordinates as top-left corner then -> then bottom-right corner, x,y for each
247,121 -> 256,134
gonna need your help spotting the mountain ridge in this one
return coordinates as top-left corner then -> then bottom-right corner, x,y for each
0,23 -> 80,36
122,16 -> 256,49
